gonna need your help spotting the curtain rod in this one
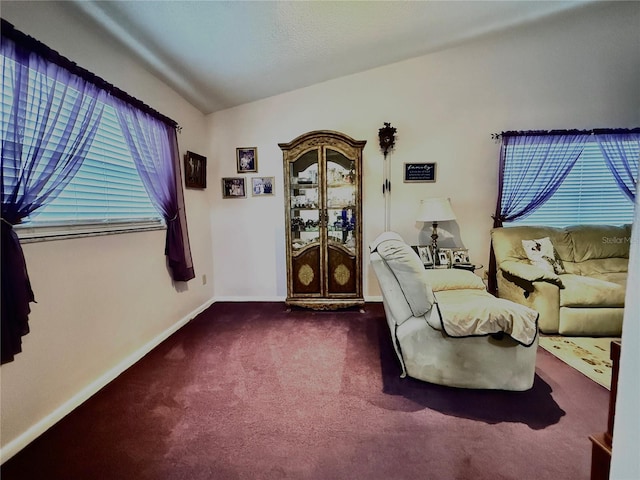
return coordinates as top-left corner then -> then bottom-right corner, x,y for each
1,18 -> 179,130
491,128 -> 640,141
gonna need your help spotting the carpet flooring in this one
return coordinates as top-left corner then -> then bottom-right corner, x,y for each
1,302 -> 609,480
539,335 -> 620,390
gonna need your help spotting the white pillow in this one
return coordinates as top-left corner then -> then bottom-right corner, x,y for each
521,237 -> 566,274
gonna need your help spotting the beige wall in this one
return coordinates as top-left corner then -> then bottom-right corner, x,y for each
207,1 -> 640,300
0,2 -> 215,459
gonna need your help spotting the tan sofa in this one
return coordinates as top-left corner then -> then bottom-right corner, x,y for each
491,224 -> 631,336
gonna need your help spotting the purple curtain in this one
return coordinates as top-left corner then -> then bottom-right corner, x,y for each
113,100 -> 195,282
487,132 -> 588,294
595,132 -> 640,201
1,37 -> 105,363
494,133 -> 588,224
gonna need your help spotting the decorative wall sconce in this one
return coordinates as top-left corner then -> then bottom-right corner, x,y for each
378,122 -> 397,231
378,122 -> 397,158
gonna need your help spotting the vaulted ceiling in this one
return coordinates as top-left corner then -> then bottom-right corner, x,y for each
66,0 -> 596,115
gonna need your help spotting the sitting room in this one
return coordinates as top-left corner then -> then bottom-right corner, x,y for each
1,1 -> 638,479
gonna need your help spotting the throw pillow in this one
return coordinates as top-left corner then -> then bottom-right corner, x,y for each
522,237 -> 566,275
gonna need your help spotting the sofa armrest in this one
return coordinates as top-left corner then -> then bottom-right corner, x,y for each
499,260 -> 563,287
497,270 -> 561,333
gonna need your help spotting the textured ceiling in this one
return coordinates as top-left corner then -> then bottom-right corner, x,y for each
68,0 -> 596,115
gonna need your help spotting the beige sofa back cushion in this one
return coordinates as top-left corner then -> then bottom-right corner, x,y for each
492,226 -> 573,264
565,224 -> 631,262
493,224 -> 632,270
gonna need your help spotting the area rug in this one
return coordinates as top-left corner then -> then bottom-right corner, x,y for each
539,335 -> 620,389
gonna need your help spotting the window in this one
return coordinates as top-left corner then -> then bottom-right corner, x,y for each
1,50 -> 163,242
507,140 -> 636,227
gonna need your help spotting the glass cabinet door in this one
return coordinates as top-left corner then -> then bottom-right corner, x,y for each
326,149 -> 357,254
289,150 -> 320,251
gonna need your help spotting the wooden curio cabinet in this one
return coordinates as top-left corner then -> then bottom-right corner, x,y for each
279,130 -> 366,310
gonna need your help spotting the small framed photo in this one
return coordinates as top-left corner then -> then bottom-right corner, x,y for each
403,162 -> 436,183
222,177 -> 246,198
252,176 -> 274,196
236,147 -> 258,173
411,245 -> 434,267
438,248 -> 453,268
451,248 -> 471,265
184,151 -> 207,189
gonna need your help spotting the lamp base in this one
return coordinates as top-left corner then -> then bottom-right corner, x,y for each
431,221 -> 439,256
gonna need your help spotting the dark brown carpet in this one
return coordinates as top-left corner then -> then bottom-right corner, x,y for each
1,302 -> 608,479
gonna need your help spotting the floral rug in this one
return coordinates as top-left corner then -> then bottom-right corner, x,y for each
538,335 -> 620,390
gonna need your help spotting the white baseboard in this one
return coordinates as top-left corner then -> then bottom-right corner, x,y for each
212,295 -> 286,302
213,296 -> 382,303
0,297 -> 215,464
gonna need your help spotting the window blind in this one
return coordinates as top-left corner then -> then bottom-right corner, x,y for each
1,53 -> 161,234
509,140 -> 636,227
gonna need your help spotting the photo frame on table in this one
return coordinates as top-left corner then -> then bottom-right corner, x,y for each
236,147 -> 258,173
411,245 -> 434,267
184,151 -> 207,189
438,248 -> 454,268
403,162 -> 436,183
222,177 -> 246,198
451,248 -> 471,265
251,176 -> 275,196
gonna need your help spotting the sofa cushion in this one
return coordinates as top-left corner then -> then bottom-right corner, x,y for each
559,274 -> 626,307
492,226 -> 574,264
373,235 -> 436,318
423,268 -> 486,292
566,224 -> 631,262
498,260 -> 563,286
576,258 -> 629,276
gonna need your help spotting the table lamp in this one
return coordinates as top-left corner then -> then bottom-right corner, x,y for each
416,197 -> 456,253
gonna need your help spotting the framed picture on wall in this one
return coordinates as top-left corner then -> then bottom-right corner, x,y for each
222,177 -> 246,198
403,162 -> 436,183
236,147 -> 258,173
251,176 -> 274,196
184,151 -> 207,189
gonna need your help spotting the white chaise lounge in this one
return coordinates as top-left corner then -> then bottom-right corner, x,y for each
370,232 -> 539,391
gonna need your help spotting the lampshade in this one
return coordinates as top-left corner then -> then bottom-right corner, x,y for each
416,197 -> 456,223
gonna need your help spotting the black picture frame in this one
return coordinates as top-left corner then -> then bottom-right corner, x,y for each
222,177 -> 246,198
236,147 -> 258,173
184,151 -> 207,189
403,162 -> 436,183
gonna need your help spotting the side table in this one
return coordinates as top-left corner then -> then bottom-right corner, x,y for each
452,264 -> 483,273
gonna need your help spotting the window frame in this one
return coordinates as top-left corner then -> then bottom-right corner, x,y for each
15,218 -> 165,243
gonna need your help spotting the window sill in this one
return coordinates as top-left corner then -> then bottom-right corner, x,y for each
15,219 -> 166,243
